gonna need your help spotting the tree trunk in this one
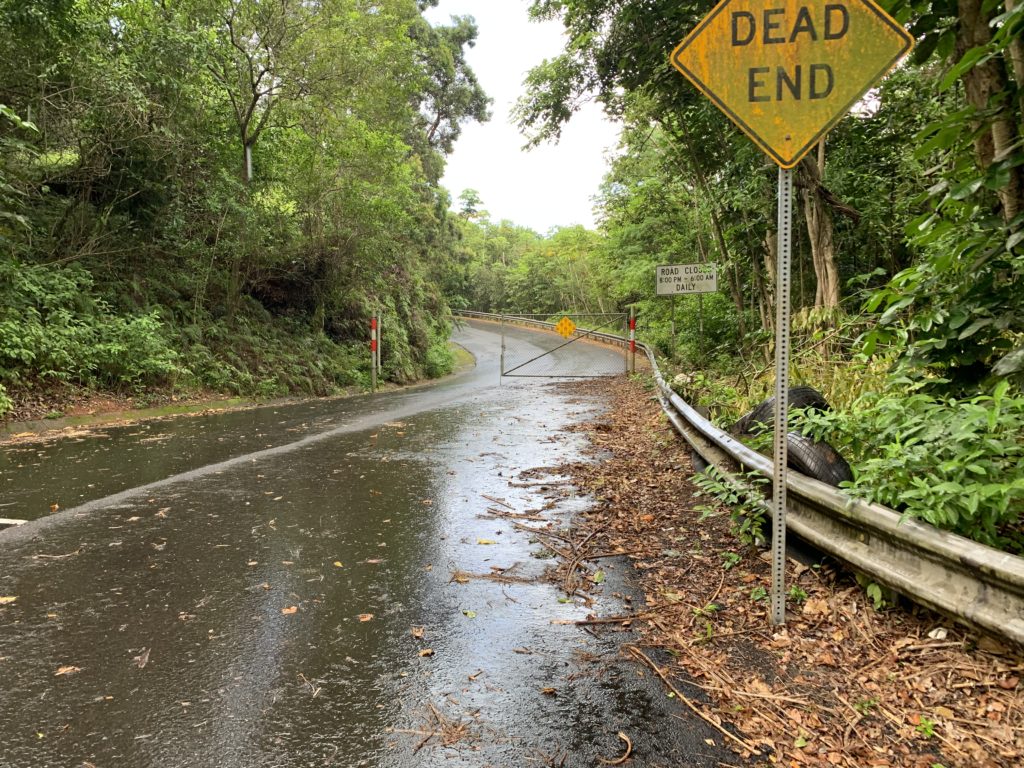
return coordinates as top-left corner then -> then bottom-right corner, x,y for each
760,230 -> 776,335
242,142 -> 253,184
798,150 -> 841,309
1007,1 -> 1024,97
957,0 -> 1024,226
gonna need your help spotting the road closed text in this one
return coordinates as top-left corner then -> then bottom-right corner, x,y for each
732,4 -> 850,102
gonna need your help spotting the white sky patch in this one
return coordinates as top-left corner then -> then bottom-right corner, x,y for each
424,0 -> 621,233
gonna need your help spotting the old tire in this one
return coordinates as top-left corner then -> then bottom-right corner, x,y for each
732,386 -> 830,435
786,432 -> 853,487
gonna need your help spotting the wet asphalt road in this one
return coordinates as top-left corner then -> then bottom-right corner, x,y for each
0,321 -> 738,767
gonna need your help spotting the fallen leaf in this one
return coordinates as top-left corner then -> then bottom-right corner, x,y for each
477,538 -> 496,545
365,559 -> 383,565
998,676 -> 1020,690
133,648 -> 150,669
411,626 -> 425,639
462,609 -> 477,619
358,613 -> 374,622
333,561 -> 343,568
592,570 -> 606,584
540,687 -> 557,696
0,596 -> 17,605
513,647 -> 532,654
281,606 -> 298,615
49,503 -> 59,513
802,598 -> 830,616
418,649 -> 434,657
55,665 -> 81,676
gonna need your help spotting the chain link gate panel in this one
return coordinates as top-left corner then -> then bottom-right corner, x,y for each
500,313 -> 629,378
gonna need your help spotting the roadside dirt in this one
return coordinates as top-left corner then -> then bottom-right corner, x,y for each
2,342 -> 476,446
0,386 -> 263,447
538,376 -> 1023,768
5,383 -> 199,423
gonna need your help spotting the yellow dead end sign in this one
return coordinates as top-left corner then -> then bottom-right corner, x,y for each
555,316 -> 577,339
671,0 -> 914,168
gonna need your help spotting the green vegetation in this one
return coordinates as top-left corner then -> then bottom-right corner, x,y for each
0,0 -> 489,415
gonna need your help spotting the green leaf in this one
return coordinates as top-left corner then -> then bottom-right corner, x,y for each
880,296 -> 915,325
993,345 -> 1024,376
949,177 -> 985,200
958,318 -> 991,339
940,46 -> 991,91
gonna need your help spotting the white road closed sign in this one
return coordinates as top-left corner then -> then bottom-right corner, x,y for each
656,263 -> 718,295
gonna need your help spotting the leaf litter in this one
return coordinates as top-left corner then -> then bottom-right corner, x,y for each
536,377 -> 1024,768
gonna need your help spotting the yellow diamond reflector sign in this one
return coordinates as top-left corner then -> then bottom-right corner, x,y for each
555,316 -> 576,339
671,0 -> 914,169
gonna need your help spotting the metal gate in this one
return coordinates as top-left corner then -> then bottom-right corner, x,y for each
499,313 -> 629,378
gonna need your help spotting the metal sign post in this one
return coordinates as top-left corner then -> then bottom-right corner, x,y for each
771,168 -> 794,625
370,316 -> 378,393
670,295 -> 677,352
628,307 -> 636,374
376,314 -> 382,374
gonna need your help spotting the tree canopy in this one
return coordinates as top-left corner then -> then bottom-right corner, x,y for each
0,0 -> 491,408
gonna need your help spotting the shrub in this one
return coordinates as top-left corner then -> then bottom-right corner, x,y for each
0,259 -> 181,389
796,380 -> 1024,550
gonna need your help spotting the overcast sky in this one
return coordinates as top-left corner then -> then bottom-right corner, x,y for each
423,1 -> 621,234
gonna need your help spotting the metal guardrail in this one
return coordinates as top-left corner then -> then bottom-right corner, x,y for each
456,310 -> 1024,647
